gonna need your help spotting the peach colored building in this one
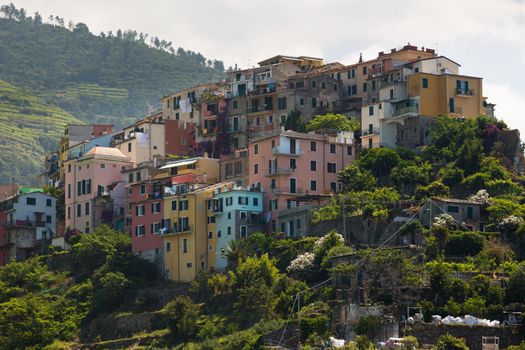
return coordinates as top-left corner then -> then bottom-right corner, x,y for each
248,129 -> 355,235
64,147 -> 132,234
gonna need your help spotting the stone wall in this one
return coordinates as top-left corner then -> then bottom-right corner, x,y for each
404,323 -> 525,349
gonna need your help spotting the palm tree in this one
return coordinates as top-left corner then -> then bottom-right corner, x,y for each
223,239 -> 246,270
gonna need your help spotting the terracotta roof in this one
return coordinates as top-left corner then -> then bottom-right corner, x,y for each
0,184 -> 18,201
85,146 -> 127,158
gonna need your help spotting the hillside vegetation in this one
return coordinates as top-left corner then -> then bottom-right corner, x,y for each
0,5 -> 225,127
0,80 -> 82,184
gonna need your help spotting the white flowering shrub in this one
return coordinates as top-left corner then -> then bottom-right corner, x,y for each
286,252 -> 315,274
313,231 -> 345,252
469,189 -> 491,205
432,213 -> 455,229
498,215 -> 523,231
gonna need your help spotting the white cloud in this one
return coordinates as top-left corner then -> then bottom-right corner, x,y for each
484,82 -> 525,135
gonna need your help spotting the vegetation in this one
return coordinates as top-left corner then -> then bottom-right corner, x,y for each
306,113 -> 359,132
0,79 -> 81,183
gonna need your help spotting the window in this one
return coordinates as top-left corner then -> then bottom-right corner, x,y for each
46,215 -> 52,223
330,144 -> 336,154
456,80 -> 470,95
254,144 -> 258,155
26,197 -> 36,205
233,100 -> 238,109
100,163 -> 106,169
67,184 -> 71,199
68,164 -> 71,173
277,97 -> 287,110
208,215 -> 216,224
447,205 -> 459,213
226,197 -> 233,206
310,141 -> 317,152
86,179 -> 91,194
77,204 -> 82,217
253,197 -> 259,206
422,78 -> 429,88
227,226 -> 232,235
256,117 -> 260,126
363,83 -> 368,92
67,206 -> 70,220
171,200 -> 177,211
330,182 -> 337,192
129,173 -> 134,183
151,202 -> 161,213
347,146 -> 353,156
183,239 -> 188,253
311,180 -> 317,191
299,97 -> 304,106
46,198 -> 52,207
254,163 -> 258,175
467,206 -> 473,219
238,196 -> 248,205
290,158 -> 297,169
311,98 -> 317,108
228,212 -> 231,219
85,202 -> 90,215
321,82 -> 326,89
166,242 -> 171,252
240,211 -> 247,219
128,202 -> 132,210
136,172 -> 141,182
327,162 -> 336,173
140,184 -> 146,195
186,262 -> 192,268
310,160 -> 317,171
128,188 -> 132,195
240,226 -> 247,238
369,106 -> 374,116
218,230 -> 222,238
271,139 -> 276,148
77,181 -> 82,196
311,80 -> 316,88
390,89 -> 394,99
449,98 -> 455,113
179,200 -> 189,211
363,66 -> 367,75
371,80 -> 376,90
136,204 -> 145,216
268,115 -> 273,124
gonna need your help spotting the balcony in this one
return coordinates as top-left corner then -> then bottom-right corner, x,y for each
361,127 -> 380,136
391,106 -> 418,118
272,147 -> 302,156
6,220 -> 46,229
163,226 -> 192,235
456,88 -> 474,96
266,167 -> 293,177
271,186 -> 305,195
248,105 -> 273,113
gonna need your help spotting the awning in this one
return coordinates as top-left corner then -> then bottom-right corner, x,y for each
160,159 -> 198,170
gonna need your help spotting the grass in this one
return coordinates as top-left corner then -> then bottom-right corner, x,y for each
0,80 -> 82,184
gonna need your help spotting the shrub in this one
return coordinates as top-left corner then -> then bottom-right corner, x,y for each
354,315 -> 382,341
163,295 -> 200,341
445,232 -> 485,257
437,333 -> 468,350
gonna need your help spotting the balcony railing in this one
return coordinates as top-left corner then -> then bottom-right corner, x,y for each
456,88 -> 474,96
271,186 -> 305,195
163,226 -> 192,235
6,220 -> 46,228
362,127 -> 380,136
391,106 -> 418,118
272,147 -> 303,156
248,105 -> 273,113
266,168 -> 293,177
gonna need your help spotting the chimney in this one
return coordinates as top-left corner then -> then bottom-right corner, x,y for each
358,53 -> 363,63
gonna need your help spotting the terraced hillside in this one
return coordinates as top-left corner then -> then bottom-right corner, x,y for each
0,80 -> 82,184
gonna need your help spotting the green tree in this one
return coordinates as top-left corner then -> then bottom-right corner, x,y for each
358,147 -> 401,178
354,315 -> 382,341
415,181 -> 450,200
163,295 -> 201,341
436,333 -> 468,350
506,262 -> 525,303
438,164 -> 465,187
92,271 -> 130,312
284,109 -> 307,132
306,113 -> 359,132
339,165 -> 377,192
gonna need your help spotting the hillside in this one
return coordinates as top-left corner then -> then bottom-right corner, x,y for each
0,8 -> 225,127
0,79 -> 82,184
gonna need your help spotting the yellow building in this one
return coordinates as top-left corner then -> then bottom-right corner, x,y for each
162,182 -> 231,281
158,156 -> 220,184
408,73 -> 485,117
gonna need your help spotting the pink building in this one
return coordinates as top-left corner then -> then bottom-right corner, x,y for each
248,130 -> 355,234
64,147 -> 132,234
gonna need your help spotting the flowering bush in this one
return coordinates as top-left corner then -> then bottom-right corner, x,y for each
432,214 -> 455,229
498,215 -> 523,231
286,252 -> 315,275
469,189 -> 491,205
313,231 -> 344,252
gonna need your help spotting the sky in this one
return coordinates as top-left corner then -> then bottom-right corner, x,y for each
7,0 -> 525,135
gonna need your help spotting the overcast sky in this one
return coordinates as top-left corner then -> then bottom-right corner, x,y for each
8,0 -> 525,135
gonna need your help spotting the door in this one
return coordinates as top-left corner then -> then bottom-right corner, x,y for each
290,178 -> 297,193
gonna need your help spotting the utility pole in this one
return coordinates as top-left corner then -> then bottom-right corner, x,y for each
297,291 -> 301,346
